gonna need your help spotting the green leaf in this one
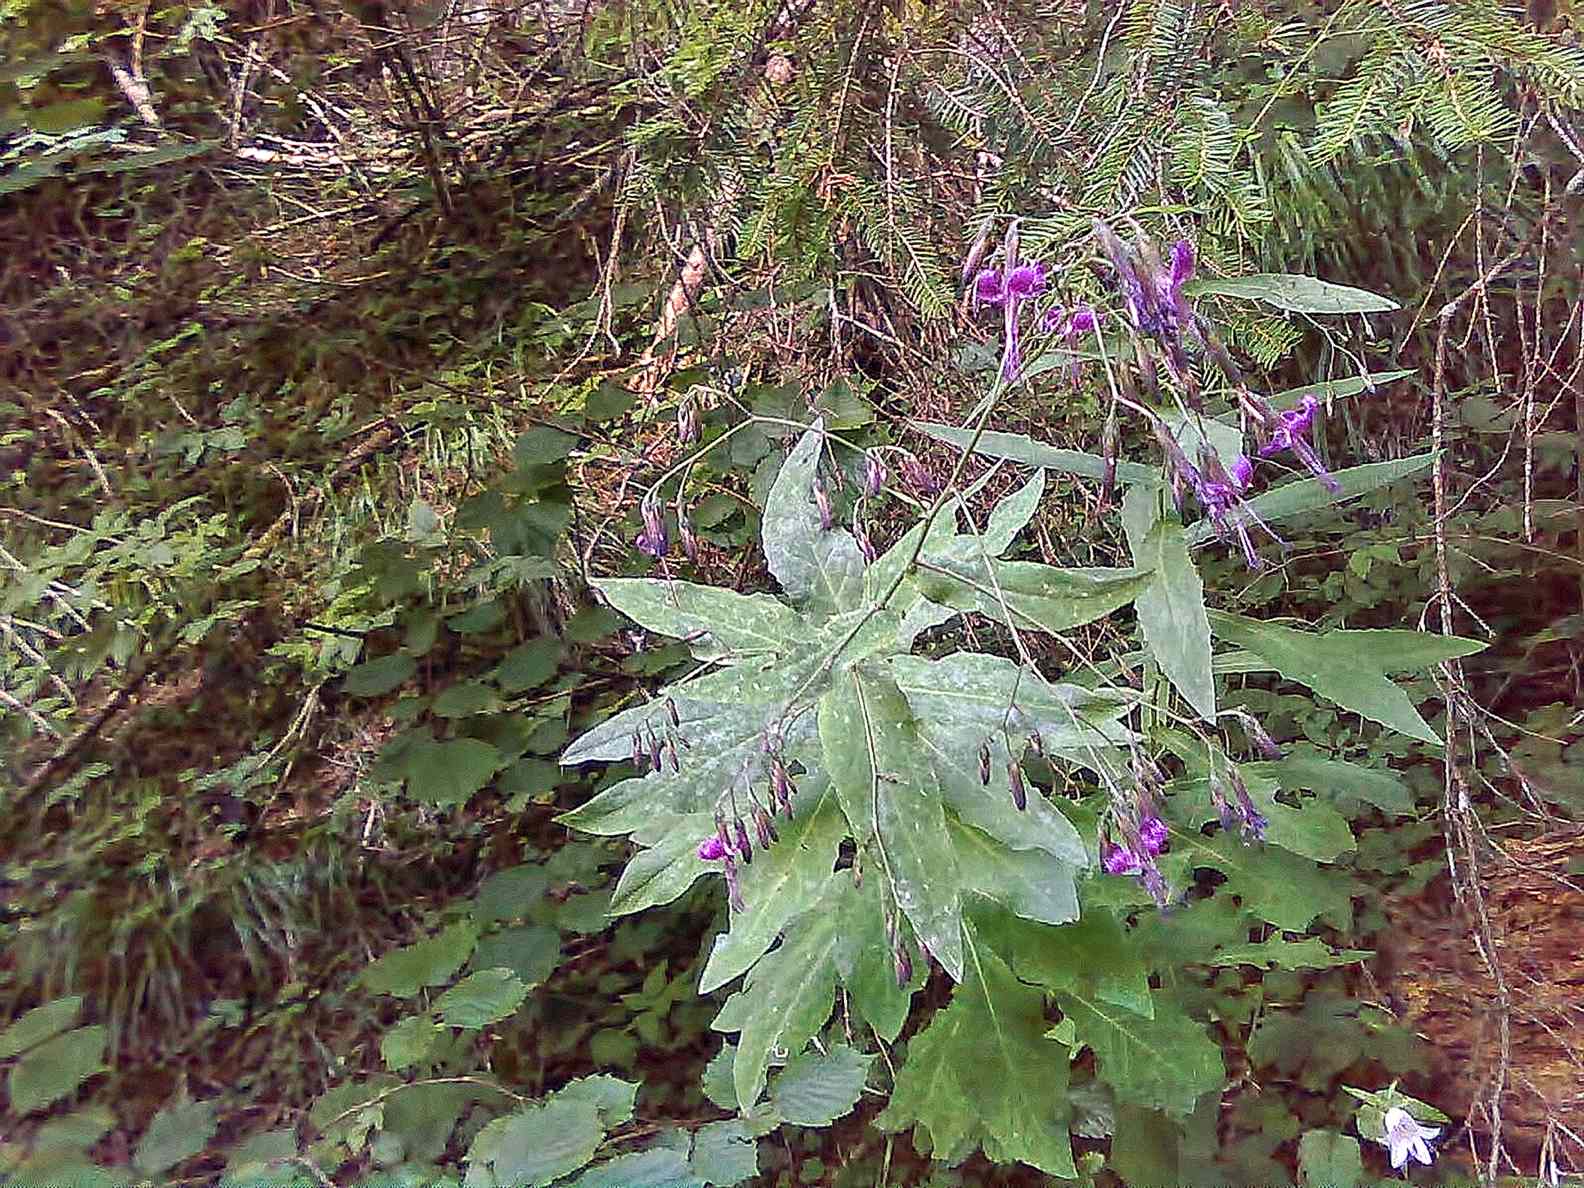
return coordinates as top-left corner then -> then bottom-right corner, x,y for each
1164,833 -> 1354,929
475,865 -> 552,923
134,1098 -> 219,1176
982,469 -> 1045,553
989,909 -> 1153,1018
465,1096 -> 604,1187
1058,991 -> 1224,1117
436,969 -> 529,1028
1188,454 -> 1435,543
556,1075 -> 640,1127
33,1106 -> 116,1154
769,1045 -> 872,1126
1207,612 -> 1484,744
7,1025 -> 106,1115
699,785 -> 846,992
471,925 -> 561,985
914,423 -> 1161,486
831,877 -> 923,1043
876,935 -> 1076,1177
688,1120 -> 761,1186
344,654 -> 416,697
1209,937 -> 1372,970
1297,1129 -> 1363,1188
0,996 -> 81,1058
702,1046 -> 739,1111
1184,273 -> 1398,314
916,557 -> 1149,637
761,420 -> 866,616
495,638 -> 562,692
395,736 -> 502,807
25,98 -> 105,133
592,578 -> 801,658
823,667 -> 964,980
1131,512 -> 1214,721
433,681 -> 499,718
1170,770 -> 1355,863
712,877 -> 842,1108
948,818 -> 1079,926
1263,370 -> 1415,410
567,1149 -> 701,1188
1263,754 -> 1413,815
383,1081 -> 477,1164
608,813 -> 715,916
514,426 -> 578,465
1110,1105 -> 1182,1188
359,922 -> 479,997
381,1016 -> 444,1071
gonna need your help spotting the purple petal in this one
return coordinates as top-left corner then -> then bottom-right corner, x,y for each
1006,262 -> 1048,299
1229,454 -> 1254,490
1168,239 -> 1195,292
697,836 -> 727,861
974,268 -> 1005,308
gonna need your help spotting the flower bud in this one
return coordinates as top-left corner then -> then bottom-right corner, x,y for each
893,938 -> 913,988
679,518 -> 700,563
646,726 -> 664,770
754,804 -> 779,848
854,520 -> 878,564
734,818 -> 753,864
677,399 -> 700,444
631,731 -> 647,772
666,698 -> 680,728
1008,761 -> 1027,811
666,739 -> 680,773
1027,728 -> 1045,757
723,856 -> 745,912
1101,840 -> 1143,876
862,453 -> 887,498
978,742 -> 992,787
813,481 -> 834,530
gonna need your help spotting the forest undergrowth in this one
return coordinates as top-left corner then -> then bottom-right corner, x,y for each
2,0 -> 1584,1185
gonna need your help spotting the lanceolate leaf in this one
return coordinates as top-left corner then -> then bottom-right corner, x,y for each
831,877 -> 924,1043
712,878 -> 844,1108
948,818 -> 1079,926
916,557 -> 1149,636
1184,273 -> 1398,314
699,784 -> 846,993
914,423 -> 1161,486
1207,612 -> 1484,744
1057,991 -> 1224,1117
1261,370 -> 1414,410
840,667 -> 965,981
1209,936 -> 1372,970
1187,454 -> 1435,544
876,935 -> 1077,1177
982,469 -> 1045,554
592,578 -> 800,658
1131,517 -> 1215,721
762,421 -> 866,617
1169,772 -> 1356,863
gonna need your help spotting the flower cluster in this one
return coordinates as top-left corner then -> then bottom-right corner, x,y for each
1099,751 -> 1173,907
969,220 -> 1053,382
636,491 -> 700,563
694,741 -> 801,912
1210,765 -> 1268,843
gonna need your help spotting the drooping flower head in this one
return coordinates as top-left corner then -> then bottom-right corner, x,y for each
637,493 -> 669,558
973,267 -> 1005,311
1254,394 -> 1342,493
1138,814 -> 1168,856
1382,1107 -> 1441,1170
1101,840 -> 1143,876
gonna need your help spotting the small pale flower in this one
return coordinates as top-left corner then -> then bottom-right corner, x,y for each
1382,1107 -> 1440,1170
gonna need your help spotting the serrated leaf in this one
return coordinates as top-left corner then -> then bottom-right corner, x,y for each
876,934 -> 1076,1177
1131,513 -> 1214,721
1208,612 -> 1484,744
134,1098 -> 218,1176
702,1045 -> 740,1111
1058,991 -> 1224,1117
381,1016 -> 444,1070
436,969 -> 529,1028
699,785 -> 845,992
359,922 -> 479,997
1164,832 -> 1354,929
769,1045 -> 872,1125
555,1075 -> 640,1127
1188,454 -> 1435,543
393,736 -> 502,807
592,578 -> 801,658
948,818 -> 1079,925
466,1096 -> 605,1187
0,996 -> 81,1058
7,1025 -> 106,1115
761,421 -> 866,616
1264,754 -> 1413,815
979,906 -> 1153,1017
1297,1129 -> 1363,1188
33,1105 -> 116,1154
712,878 -> 843,1107
496,638 -> 562,692
471,925 -> 562,985
688,1119 -> 760,1186
383,1081 -> 476,1164
567,1148 -> 701,1188
1184,273 -> 1397,314
913,423 -> 1161,486
343,654 -> 416,697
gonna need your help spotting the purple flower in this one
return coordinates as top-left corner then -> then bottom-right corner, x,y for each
854,519 -> 878,563
1067,305 -> 1101,335
1229,453 -> 1254,491
861,453 -> 887,498
973,267 -> 1005,310
1006,262 -> 1049,299
637,495 -> 669,558
813,481 -> 834,530
1138,814 -> 1168,856
1164,239 -> 1195,324
1257,395 -> 1341,493
1101,841 -> 1143,876
1040,305 -> 1068,335
697,836 -> 728,861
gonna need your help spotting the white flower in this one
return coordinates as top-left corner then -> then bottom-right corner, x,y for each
1383,1106 -> 1441,1170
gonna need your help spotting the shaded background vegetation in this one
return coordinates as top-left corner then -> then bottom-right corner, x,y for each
2,0 -> 1582,1183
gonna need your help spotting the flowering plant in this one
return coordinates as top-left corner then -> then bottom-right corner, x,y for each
557,221 -> 1485,1178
